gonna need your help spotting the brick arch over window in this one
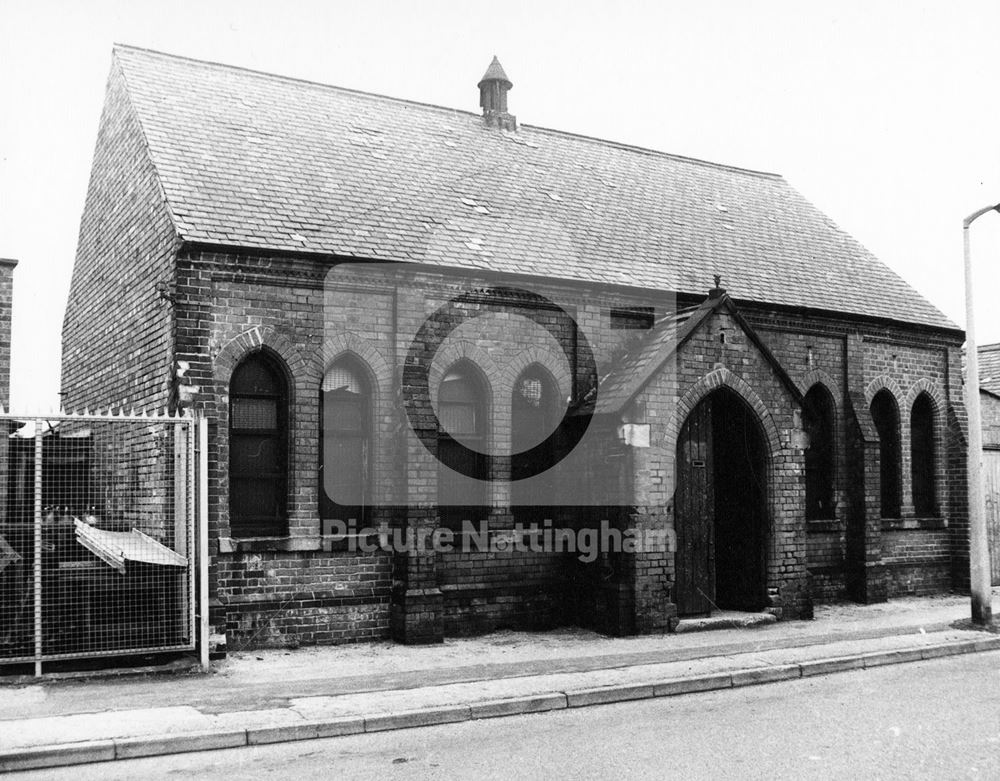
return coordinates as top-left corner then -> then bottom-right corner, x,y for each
428,340 -> 500,411
214,325 -> 307,390
666,368 -> 782,459
503,345 -> 573,406
903,378 -> 945,414
864,375 -> 905,409
212,326 -> 308,537
798,369 -> 840,408
321,333 -> 392,396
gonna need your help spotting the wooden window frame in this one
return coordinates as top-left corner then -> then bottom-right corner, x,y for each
229,352 -> 289,537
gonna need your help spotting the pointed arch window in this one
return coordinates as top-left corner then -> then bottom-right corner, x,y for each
803,384 -> 836,521
229,351 -> 288,536
910,393 -> 937,517
437,363 -> 488,528
870,390 -> 902,519
321,360 -> 370,524
512,366 -> 559,524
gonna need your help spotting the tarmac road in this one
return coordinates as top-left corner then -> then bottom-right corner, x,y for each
13,650 -> 1000,780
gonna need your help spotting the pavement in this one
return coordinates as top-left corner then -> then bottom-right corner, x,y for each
1,592 -> 998,774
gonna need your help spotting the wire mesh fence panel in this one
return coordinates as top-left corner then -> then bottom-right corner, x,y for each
0,411 -> 196,667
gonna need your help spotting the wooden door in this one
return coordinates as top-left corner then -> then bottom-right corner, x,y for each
984,449 -> 1000,586
674,399 -> 715,615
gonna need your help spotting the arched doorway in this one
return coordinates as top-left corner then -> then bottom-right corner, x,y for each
674,387 -> 768,616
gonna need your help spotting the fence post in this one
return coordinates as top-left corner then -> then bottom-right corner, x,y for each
32,420 -> 42,678
197,415 -> 210,671
187,418 -> 196,652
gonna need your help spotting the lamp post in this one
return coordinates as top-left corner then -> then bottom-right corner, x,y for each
963,202 -> 1000,624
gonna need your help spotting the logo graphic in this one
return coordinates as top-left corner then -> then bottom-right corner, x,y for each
401,286 -> 595,481
322,261 -> 676,511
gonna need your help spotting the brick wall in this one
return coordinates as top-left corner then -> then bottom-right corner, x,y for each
751,325 -> 848,601
171,254 -> 668,644
438,548 -> 570,636
176,257 -> 966,644
882,529 -> 952,595
216,549 -> 392,648
64,218 -> 968,646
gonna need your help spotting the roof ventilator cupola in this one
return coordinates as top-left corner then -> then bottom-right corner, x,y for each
478,56 -> 516,131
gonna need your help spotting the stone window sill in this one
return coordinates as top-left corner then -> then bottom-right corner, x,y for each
806,519 -> 840,533
218,536 -> 319,553
881,517 -> 948,531
218,532 -> 386,554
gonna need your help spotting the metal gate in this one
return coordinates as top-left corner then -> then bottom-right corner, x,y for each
0,409 -> 208,675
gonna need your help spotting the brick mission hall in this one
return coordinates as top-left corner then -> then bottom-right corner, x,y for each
62,48 -> 970,649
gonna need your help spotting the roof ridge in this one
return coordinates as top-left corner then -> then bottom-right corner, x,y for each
518,123 -> 783,179
112,43 -> 486,123
111,43 -> 783,182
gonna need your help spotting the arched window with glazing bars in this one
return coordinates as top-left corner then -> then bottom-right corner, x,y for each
321,359 -> 371,525
229,351 -> 289,536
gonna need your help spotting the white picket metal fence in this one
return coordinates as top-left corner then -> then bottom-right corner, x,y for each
0,409 -> 208,676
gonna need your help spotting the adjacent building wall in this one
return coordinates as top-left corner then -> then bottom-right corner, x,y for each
0,258 -> 16,410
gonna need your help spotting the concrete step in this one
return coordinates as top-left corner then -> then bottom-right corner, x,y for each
674,610 -> 778,633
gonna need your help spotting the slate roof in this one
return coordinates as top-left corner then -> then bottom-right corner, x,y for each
979,344 -> 1000,395
111,45 -> 956,330
590,293 -> 803,415
591,306 -> 700,415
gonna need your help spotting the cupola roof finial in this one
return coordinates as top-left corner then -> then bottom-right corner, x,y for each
478,56 -> 512,89
478,56 -> 516,131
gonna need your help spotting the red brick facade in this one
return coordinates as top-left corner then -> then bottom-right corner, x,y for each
66,246 -> 968,648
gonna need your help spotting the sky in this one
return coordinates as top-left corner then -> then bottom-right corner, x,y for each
1,0 -> 998,410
